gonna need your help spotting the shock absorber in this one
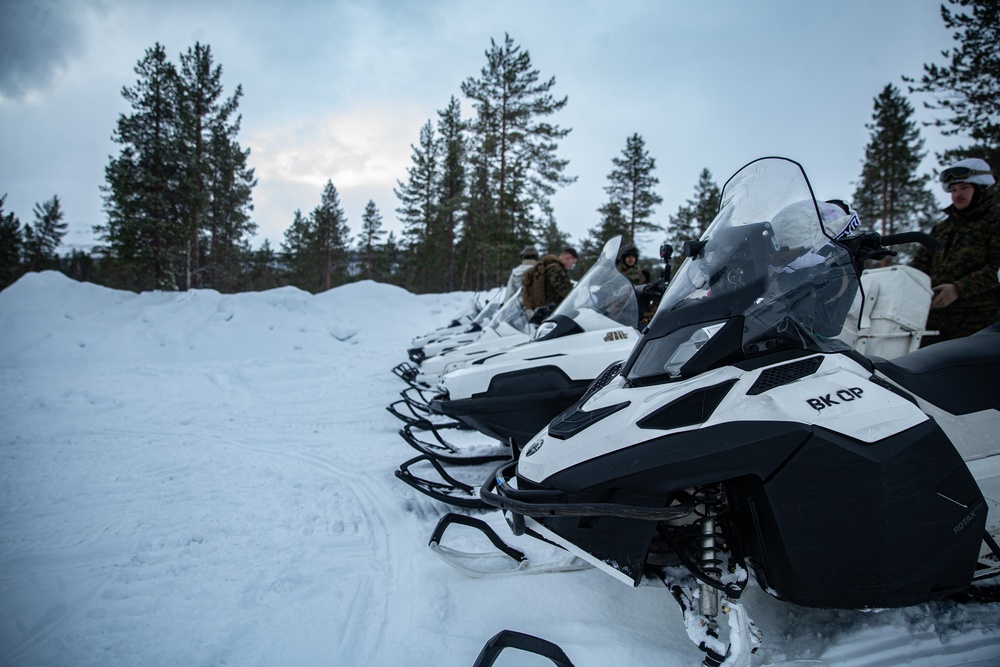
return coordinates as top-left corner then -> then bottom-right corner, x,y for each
695,486 -> 726,618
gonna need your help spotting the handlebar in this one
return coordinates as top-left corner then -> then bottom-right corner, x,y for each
880,231 -> 940,253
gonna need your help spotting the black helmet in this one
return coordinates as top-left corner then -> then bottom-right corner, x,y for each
620,243 -> 639,259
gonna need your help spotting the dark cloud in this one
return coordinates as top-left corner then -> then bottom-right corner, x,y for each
0,0 -> 94,99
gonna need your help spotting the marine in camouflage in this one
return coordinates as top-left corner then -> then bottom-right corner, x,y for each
909,190 -> 1000,343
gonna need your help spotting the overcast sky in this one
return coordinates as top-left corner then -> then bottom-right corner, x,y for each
0,0 -> 963,259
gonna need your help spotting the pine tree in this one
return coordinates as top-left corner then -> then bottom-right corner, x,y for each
358,200 -> 385,281
97,42 -> 255,292
852,84 -> 939,257
905,0 -> 1000,166
667,168 -> 721,268
176,43 -> 257,292
603,133 -> 664,243
0,194 -> 24,289
435,97 -> 466,292
461,33 -> 574,283
98,43 -> 185,290
395,119 -> 441,292
23,195 -> 68,272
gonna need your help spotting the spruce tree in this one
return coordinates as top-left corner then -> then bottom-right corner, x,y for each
603,133 -> 664,243
358,200 -> 385,281
281,209 -> 313,290
312,181 -> 350,292
906,0 -> 1000,166
852,84 -> 939,256
23,195 -> 68,272
461,33 -> 574,283
247,239 -> 282,291
0,195 -> 24,289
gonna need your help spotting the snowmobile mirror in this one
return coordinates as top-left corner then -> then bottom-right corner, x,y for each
683,239 -> 707,258
471,629 -> 576,667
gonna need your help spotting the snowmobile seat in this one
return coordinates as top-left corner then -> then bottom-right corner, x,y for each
871,326 -> 1000,416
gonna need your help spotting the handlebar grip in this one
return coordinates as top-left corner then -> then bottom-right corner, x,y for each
881,231 -> 940,253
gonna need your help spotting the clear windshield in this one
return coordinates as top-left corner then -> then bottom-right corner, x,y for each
548,236 -> 639,332
625,157 -> 862,384
487,288 -> 531,336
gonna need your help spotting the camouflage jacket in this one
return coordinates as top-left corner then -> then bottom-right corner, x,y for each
909,191 -> 1000,341
540,254 -> 573,305
616,261 -> 648,285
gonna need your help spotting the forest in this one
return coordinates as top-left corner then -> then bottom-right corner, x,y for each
1,0 -> 997,295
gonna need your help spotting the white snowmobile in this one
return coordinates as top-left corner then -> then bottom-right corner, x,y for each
401,287 -> 536,391
393,236 -> 661,503
401,286 -> 506,368
452,157 -> 999,666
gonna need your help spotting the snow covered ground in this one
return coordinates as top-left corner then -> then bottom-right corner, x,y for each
1,272 -> 998,667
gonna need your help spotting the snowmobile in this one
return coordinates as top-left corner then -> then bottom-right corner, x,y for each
458,157 -> 999,666
394,236 -> 655,456
396,287 -> 536,392
403,286 -> 505,366
392,236 -> 662,505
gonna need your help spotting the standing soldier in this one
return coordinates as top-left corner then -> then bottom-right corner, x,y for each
910,158 -> 1000,343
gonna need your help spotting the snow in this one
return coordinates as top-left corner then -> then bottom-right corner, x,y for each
2,271 -> 998,667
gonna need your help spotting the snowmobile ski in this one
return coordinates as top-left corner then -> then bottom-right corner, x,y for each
395,454 -> 493,509
428,513 -> 589,578
398,422 -> 510,465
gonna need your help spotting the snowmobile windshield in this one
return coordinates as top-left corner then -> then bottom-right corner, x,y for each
624,157 -> 862,385
464,287 -> 505,332
486,288 -> 531,336
547,236 -> 640,333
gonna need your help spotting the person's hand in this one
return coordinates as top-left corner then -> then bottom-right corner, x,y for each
931,283 -> 959,308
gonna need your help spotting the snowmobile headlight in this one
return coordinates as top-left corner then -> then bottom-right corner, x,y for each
627,320 -> 728,384
532,321 -> 557,341
664,322 -> 726,377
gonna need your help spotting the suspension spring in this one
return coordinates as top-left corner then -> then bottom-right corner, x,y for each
694,486 -> 726,617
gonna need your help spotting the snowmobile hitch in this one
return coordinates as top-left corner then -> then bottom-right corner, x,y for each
399,423 -> 509,466
471,629 -> 576,667
480,460 -> 695,534
395,454 -> 493,509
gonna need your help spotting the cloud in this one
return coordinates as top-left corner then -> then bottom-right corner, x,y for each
0,0 -> 104,100
245,106 -> 423,243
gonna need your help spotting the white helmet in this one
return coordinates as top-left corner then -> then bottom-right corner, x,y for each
939,157 -> 995,192
771,199 -> 861,252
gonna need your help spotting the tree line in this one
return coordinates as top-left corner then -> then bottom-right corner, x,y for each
2,0 -> 997,294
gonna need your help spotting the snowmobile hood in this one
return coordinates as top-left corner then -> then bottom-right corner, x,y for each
622,157 -> 862,386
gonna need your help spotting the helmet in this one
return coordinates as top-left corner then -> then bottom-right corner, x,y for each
620,243 -> 639,259
771,199 -> 861,252
939,158 -> 995,192
520,245 -> 539,260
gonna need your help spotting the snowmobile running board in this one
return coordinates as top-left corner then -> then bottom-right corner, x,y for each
395,454 -> 491,509
428,513 -> 590,578
399,422 -> 510,466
